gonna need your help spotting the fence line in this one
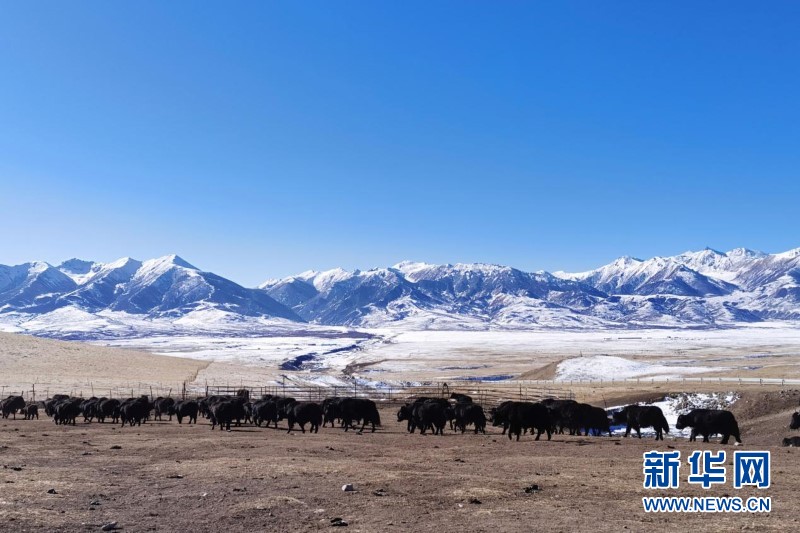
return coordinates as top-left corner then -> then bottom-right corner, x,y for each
501,376 -> 800,386
3,375 -> 797,408
2,381 -> 575,407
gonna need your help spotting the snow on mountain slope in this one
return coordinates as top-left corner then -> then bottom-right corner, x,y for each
107,255 -> 301,319
257,268 -> 358,312
0,305 -> 333,340
734,270 -> 800,320
258,249 -> 800,329
587,294 -> 762,327
560,255 -> 735,297
487,294 -> 611,329
550,247 -> 800,326
57,257 -> 142,310
732,247 -> 800,290
0,262 -> 77,312
396,262 -> 604,304
296,267 -> 433,325
57,258 -> 99,285
307,268 -> 354,292
348,295 -> 490,330
258,276 -> 320,309
1,306 -> 125,337
0,255 -> 300,323
674,248 -> 766,282
3,246 -> 800,335
559,247 -> 795,292
261,261 -> 611,328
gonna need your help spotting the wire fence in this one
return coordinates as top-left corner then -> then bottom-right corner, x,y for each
506,376 -> 800,387
3,375 -> 797,408
1,380 -> 575,409
199,382 -> 576,408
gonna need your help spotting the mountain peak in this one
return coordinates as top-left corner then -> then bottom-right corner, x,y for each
294,270 -> 319,280
58,258 -> 95,273
773,247 -> 800,260
726,247 -> 764,258
701,246 -> 724,255
104,256 -> 141,269
392,260 -> 431,269
57,258 -> 99,285
165,254 -> 195,268
614,255 -> 643,265
27,260 -> 53,272
392,261 -> 436,278
145,254 -> 197,270
309,267 -> 353,291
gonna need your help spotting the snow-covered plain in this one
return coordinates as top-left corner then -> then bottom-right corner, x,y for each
104,333 -> 376,371
555,355 -> 725,381
3,306 -> 800,388
0,306 -> 355,340
337,324 -> 800,383
100,324 -> 800,388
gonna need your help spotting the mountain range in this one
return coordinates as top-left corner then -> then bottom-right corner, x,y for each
0,255 -> 299,321
1,247 -> 799,334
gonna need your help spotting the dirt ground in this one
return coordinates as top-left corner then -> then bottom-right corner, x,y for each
1,391 -> 799,533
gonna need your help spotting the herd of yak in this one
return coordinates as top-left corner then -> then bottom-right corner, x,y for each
2,391 -> 800,446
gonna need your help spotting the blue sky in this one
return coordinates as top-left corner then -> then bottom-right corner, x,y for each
1,2 -> 798,285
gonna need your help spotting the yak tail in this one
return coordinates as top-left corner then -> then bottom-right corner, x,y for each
660,415 -> 670,434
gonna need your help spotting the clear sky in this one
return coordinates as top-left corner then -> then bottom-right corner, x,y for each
1,2 -> 798,286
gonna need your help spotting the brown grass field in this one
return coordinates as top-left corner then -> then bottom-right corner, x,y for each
2,331 -> 800,532
0,332 -> 207,397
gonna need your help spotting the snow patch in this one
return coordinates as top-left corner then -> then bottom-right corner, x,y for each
555,355 -> 724,381
610,392 -> 740,438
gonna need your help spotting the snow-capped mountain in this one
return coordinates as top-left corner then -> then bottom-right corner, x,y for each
2,246 -> 800,337
259,262 -> 608,328
0,254 -> 300,321
557,255 -> 737,297
552,247 -> 800,325
262,247 -> 800,328
0,262 -> 77,312
673,248 -> 766,282
57,257 -> 143,310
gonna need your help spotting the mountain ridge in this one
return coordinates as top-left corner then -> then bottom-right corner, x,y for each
0,254 -> 300,321
259,247 -> 800,328
1,247 -> 799,333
